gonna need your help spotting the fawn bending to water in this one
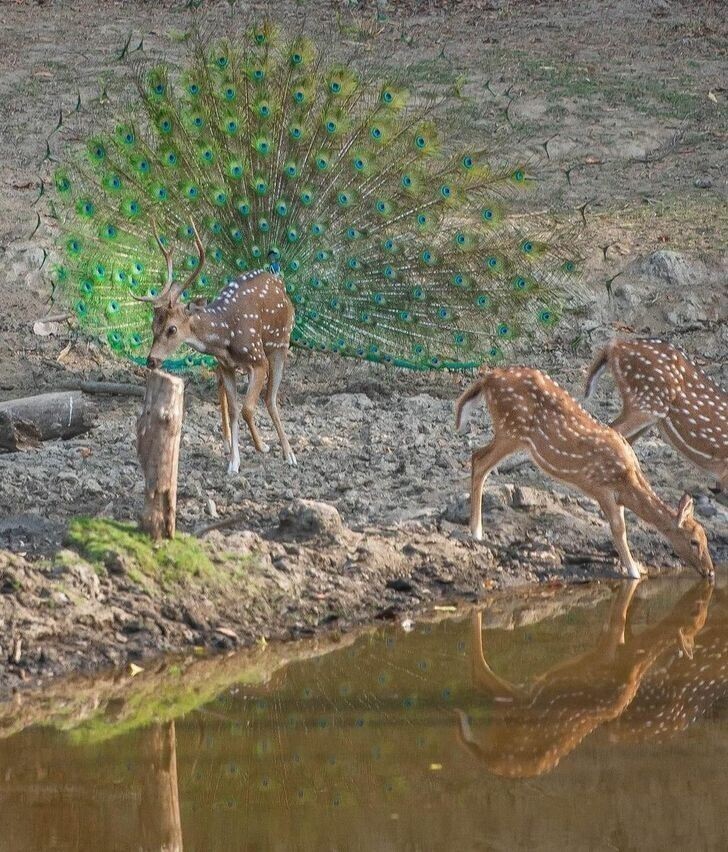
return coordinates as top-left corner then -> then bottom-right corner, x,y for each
456,366 -> 714,579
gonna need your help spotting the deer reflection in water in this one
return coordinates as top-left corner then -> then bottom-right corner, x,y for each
455,580 -> 714,779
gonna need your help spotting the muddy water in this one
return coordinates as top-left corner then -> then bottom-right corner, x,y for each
2,579 -> 728,851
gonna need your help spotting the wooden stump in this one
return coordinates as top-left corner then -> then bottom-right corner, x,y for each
0,391 -> 92,451
136,371 -> 184,540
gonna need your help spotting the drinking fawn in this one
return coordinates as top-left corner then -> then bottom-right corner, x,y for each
133,220 -> 296,473
585,338 -> 727,491
455,366 -> 714,579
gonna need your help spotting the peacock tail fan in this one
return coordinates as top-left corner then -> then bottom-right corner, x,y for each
51,21 -> 582,372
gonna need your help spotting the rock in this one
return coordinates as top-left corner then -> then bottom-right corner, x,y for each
441,493 -> 470,525
693,176 -> 713,189
511,486 -> 556,510
206,498 -> 219,518
386,577 -> 414,593
278,499 -> 345,541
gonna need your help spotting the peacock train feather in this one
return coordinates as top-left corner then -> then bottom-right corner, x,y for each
51,21 -> 580,371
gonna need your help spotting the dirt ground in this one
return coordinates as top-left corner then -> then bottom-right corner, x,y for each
0,0 -> 726,696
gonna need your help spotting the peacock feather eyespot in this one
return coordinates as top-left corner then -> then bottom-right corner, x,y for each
89,142 -> 106,161
212,189 -> 228,206
235,257 -> 247,269
338,191 -> 352,206
132,261 -> 144,275
429,357 -> 441,367
399,310 -> 412,322
287,228 -> 299,242
55,171 -> 71,193
482,208 -> 494,221
185,184 -> 200,200
106,299 -> 121,316
329,81 -> 341,94
251,245 -> 262,258
416,213 -> 428,227
370,126 -> 383,140
415,135 -> 426,149
300,190 -> 313,206
453,332 -> 466,345
113,269 -> 128,284
255,178 -> 268,195
373,293 -> 385,305
215,55 -> 229,69
258,218 -> 270,232
413,286 -> 426,300
412,343 -> 425,356
316,155 -> 329,170
353,157 -> 365,171
164,151 -> 178,167
107,330 -> 123,348
291,52 -> 303,65
521,240 -> 533,253
461,155 -> 473,169
488,345 -> 504,361
440,184 -> 451,198
512,168 -> 525,182
92,263 -> 106,280
225,118 -> 239,134
421,250 -> 433,265
348,257 -> 360,269
104,173 -> 122,191
293,292 -> 305,305
312,222 -> 324,236
101,223 -> 118,240
123,199 -> 141,217
437,307 -> 450,320
66,237 -> 82,255
129,333 -> 143,348
80,278 -> 94,295
76,199 -> 94,217
276,201 -> 288,216
475,294 -> 490,308
344,279 -> 356,292
213,248 -> 224,262
137,158 -> 150,174
497,323 -> 511,337
252,68 -> 265,82
315,250 -> 328,262
538,308 -> 557,326
401,174 -> 412,188
153,82 -> 166,96
284,162 -> 298,177
563,259 -> 576,272
187,83 -> 200,96
258,104 -> 271,118
229,161 -> 244,178
230,228 -> 243,242
309,277 -> 323,289
159,118 -> 173,134
223,86 -> 236,101
513,276 -> 528,291
486,256 -> 499,269
330,297 -> 341,310
289,259 -> 300,272
237,200 -> 251,216
452,273 -> 465,287
383,265 -> 395,279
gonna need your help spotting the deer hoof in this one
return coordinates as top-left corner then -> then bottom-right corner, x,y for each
227,460 -> 240,475
625,562 -> 644,580
285,450 -> 298,466
471,527 -> 483,542
258,442 -> 271,454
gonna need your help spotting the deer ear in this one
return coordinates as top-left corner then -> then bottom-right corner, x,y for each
676,493 -> 694,527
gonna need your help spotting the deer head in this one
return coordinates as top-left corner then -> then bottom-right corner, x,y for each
669,494 -> 713,579
131,218 -> 205,369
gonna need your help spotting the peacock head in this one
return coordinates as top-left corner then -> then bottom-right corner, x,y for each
131,217 -> 206,369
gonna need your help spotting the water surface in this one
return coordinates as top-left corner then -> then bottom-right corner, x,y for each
2,578 -> 728,851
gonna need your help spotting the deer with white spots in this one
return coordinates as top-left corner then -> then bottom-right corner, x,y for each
585,338 -> 727,492
133,220 -> 296,473
455,366 -> 714,579
455,580 -> 713,778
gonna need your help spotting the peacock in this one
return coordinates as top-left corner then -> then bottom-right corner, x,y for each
51,21 -> 580,373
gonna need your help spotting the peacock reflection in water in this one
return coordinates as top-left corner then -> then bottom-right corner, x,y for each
4,580 -> 728,850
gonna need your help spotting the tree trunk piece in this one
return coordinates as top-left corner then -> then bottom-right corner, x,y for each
136,371 -> 184,541
0,391 -> 91,452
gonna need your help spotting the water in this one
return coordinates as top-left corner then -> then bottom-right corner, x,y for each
2,578 -> 728,851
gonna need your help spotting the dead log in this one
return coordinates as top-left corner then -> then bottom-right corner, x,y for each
0,391 -> 92,452
136,370 -> 184,540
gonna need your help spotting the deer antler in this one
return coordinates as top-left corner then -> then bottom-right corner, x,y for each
130,219 -> 175,304
167,217 -> 205,305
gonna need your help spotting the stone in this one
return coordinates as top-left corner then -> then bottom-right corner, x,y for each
278,499 -> 345,541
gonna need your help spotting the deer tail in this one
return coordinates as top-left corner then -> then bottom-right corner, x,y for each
455,377 -> 487,432
584,345 -> 612,399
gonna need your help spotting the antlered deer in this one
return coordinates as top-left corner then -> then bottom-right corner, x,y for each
133,220 -> 296,474
455,366 -> 714,579
585,338 -> 727,491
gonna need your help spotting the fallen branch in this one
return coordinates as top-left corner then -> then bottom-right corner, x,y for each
193,512 -> 248,537
67,381 -> 146,398
0,391 -> 92,451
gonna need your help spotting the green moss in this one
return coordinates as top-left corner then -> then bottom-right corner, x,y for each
65,517 -> 230,588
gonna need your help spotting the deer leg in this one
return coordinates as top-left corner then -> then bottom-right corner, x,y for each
600,496 -> 644,580
598,580 -> 640,659
265,348 -> 296,466
470,436 -> 518,540
470,611 -> 523,701
609,408 -> 656,444
216,366 -> 232,455
241,364 -> 269,454
219,368 -> 240,475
